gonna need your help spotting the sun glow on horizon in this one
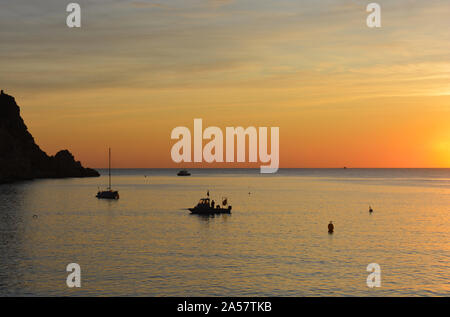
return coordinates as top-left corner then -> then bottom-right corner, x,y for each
432,137 -> 450,167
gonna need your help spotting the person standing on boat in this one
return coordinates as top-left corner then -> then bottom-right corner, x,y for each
211,200 -> 215,208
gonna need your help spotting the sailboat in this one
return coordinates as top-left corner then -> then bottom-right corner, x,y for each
96,148 -> 119,200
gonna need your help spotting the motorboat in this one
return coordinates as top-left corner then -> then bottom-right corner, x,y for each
177,169 -> 191,176
188,193 -> 231,215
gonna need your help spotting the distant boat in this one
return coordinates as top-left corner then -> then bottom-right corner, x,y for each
96,148 -> 119,200
369,206 -> 373,213
188,192 -> 232,215
177,169 -> 191,176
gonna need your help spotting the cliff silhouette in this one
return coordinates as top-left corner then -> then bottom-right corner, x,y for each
0,90 -> 99,184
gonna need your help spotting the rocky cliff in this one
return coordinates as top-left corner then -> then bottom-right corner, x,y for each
0,91 -> 99,183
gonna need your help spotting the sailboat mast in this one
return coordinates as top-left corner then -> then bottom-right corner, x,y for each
109,147 -> 111,189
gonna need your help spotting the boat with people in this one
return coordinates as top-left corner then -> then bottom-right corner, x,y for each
188,191 -> 232,215
177,169 -> 191,176
96,148 -> 119,200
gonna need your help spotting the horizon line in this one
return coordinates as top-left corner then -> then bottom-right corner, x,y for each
92,167 -> 450,169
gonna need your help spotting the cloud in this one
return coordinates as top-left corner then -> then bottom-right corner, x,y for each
129,1 -> 173,9
208,0 -> 235,7
1,0 -> 450,98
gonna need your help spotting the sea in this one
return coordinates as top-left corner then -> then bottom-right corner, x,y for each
0,168 -> 449,296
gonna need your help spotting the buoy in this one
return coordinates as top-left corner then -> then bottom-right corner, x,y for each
328,221 -> 334,233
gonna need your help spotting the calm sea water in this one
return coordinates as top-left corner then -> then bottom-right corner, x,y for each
0,169 -> 449,296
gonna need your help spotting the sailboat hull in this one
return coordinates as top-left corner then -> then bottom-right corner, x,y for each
96,190 -> 119,199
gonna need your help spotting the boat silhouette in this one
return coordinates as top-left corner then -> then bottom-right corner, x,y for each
177,169 -> 191,176
188,193 -> 231,214
96,148 -> 119,200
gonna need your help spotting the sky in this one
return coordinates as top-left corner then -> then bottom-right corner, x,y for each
1,0 -> 449,168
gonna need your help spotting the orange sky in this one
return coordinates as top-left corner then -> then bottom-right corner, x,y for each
1,1 -> 449,168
